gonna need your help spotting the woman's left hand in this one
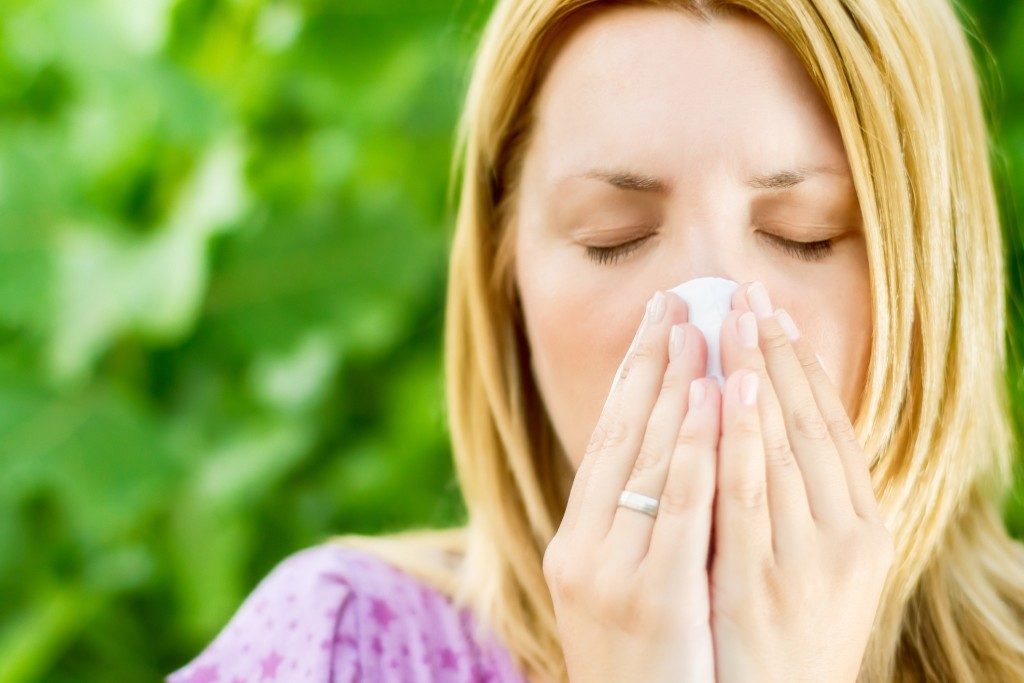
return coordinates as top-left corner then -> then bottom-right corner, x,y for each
709,280 -> 894,683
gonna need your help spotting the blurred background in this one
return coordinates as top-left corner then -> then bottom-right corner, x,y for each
0,1 -> 1020,681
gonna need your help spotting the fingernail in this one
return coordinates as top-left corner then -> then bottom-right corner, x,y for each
648,290 -> 666,323
740,372 -> 759,406
738,311 -> 758,349
669,324 -> 686,360
747,281 -> 773,318
774,308 -> 800,341
689,378 -> 706,408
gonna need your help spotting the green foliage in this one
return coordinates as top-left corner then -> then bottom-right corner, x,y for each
0,0 -> 489,679
0,1 -> 1019,681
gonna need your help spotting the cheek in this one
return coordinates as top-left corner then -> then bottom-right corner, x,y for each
518,266 -> 645,470
787,281 -> 872,419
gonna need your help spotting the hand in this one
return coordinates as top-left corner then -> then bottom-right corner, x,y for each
543,289 -> 719,683
709,281 -> 894,683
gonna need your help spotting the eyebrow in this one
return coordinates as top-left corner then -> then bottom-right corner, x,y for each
574,164 -> 849,193
579,169 -> 670,193
744,164 -> 850,190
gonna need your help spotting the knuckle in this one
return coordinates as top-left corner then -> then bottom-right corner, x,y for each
724,478 -> 768,509
542,542 -> 564,583
762,434 -> 797,468
585,419 -> 609,457
660,367 -> 687,394
831,522 -> 895,581
792,405 -> 829,440
594,570 -> 660,636
616,360 -> 632,386
632,441 -> 664,474
675,423 -> 710,449
730,412 -> 761,436
659,483 -> 709,516
544,545 -> 583,599
867,522 -> 896,568
762,325 -> 791,350
624,594 -> 666,637
826,415 -> 859,446
593,415 -> 631,452
602,416 -> 631,449
542,538 -> 564,577
584,430 -> 603,460
631,337 -> 657,364
831,519 -> 863,550
799,351 -> 820,371
861,504 -> 885,526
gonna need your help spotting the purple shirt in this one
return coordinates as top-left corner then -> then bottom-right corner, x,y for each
166,542 -> 528,683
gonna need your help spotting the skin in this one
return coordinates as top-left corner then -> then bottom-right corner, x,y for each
514,6 -> 893,682
513,5 -> 871,471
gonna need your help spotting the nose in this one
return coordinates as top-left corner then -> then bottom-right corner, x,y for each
666,276 -> 740,390
660,203 -> 752,288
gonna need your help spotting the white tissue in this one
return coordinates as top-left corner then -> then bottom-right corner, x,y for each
667,276 -> 740,390
607,277 -> 740,406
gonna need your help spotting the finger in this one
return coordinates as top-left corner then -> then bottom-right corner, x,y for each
561,289 -> 687,541
777,315 -> 879,520
743,281 -> 855,523
719,307 -> 812,546
714,368 -> 772,565
644,377 -> 720,584
730,284 -> 751,312
733,283 -> 872,517
605,323 -> 709,571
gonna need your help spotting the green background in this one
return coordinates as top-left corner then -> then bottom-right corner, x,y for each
0,1 -> 1019,681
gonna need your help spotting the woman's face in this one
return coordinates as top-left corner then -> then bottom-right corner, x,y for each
512,6 -> 871,471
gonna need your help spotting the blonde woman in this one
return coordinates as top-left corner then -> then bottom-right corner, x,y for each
166,0 -> 1024,681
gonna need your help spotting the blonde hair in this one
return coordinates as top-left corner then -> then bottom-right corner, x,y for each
329,0 -> 1024,680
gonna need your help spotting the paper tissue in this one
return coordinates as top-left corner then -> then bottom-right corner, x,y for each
667,276 -> 740,389
609,277 -> 740,401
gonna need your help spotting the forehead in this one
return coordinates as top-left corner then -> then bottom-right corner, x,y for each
526,5 -> 848,185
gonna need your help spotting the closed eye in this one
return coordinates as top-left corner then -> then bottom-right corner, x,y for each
757,231 -> 836,262
582,229 -> 837,266
583,233 -> 656,265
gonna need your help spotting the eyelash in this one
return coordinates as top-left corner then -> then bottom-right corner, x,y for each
583,231 -> 836,265
757,231 -> 836,262
585,234 -> 654,265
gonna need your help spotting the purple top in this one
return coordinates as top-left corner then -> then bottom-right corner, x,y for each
166,542 -> 528,683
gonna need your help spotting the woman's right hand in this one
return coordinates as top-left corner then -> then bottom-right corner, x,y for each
542,288 -> 721,683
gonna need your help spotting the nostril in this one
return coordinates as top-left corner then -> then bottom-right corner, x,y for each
664,276 -> 740,390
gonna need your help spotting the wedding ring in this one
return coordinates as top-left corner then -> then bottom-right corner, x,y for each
617,490 -> 659,518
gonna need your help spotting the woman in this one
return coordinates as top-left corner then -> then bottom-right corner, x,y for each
167,0 -> 1024,681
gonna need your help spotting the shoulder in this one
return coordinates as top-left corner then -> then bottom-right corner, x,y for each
166,543 -> 361,683
166,540 -> 526,682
